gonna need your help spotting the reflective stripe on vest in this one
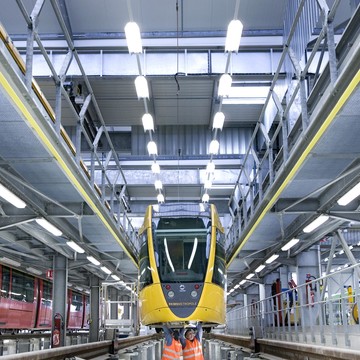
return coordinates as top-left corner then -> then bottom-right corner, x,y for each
182,338 -> 203,360
162,340 -> 182,360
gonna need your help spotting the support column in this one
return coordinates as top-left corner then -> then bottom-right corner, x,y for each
296,247 -> 320,339
89,275 -> 101,342
110,287 -> 118,320
52,254 -> 68,348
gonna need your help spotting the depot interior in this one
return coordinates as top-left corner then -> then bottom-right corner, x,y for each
0,0 -> 360,330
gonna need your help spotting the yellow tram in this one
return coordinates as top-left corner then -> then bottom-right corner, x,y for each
138,202 -> 226,328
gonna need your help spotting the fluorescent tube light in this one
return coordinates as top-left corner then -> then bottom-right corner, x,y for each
0,257 -> 21,267
66,241 -> 85,254
255,264 -> 265,273
101,266 -> 111,275
111,274 -> 120,281
135,75 -> 149,98
36,218 -> 62,236
124,22 -> 142,54
265,254 -> 279,264
246,273 -> 254,279
0,184 -> 26,208
142,113 -> 154,131
225,19 -> 243,52
239,279 -> 246,285
26,267 -> 42,275
281,238 -> 299,251
337,182 -> 360,206
303,215 -> 329,233
87,256 -> 100,266
218,74 -> 232,97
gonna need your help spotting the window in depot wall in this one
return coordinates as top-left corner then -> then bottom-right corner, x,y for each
222,85 -> 269,105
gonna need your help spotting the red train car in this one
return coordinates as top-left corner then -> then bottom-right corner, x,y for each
0,264 -> 89,331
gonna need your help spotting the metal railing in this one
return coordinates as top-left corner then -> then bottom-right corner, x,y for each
5,1 -> 140,256
227,264 -> 360,350
225,0 -> 346,258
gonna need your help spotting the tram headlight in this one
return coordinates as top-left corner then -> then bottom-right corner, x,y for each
191,290 -> 198,298
168,291 -> 175,298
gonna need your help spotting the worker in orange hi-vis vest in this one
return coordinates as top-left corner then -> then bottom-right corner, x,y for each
162,325 -> 182,360
180,323 -> 204,360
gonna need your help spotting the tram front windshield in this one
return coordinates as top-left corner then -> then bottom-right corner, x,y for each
154,217 -> 210,283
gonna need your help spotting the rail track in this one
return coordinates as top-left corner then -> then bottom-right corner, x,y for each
0,333 -> 160,360
209,333 -> 360,360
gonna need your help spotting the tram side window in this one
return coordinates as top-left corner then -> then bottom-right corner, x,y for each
42,281 -> 52,306
212,229 -> 226,288
1,266 -> 10,298
11,270 -> 35,302
139,233 -> 153,290
72,292 -> 83,312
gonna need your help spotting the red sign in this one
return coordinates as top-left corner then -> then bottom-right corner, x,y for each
46,269 -> 53,279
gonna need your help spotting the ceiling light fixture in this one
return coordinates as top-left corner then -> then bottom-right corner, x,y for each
0,257 -> 21,267
337,182 -> 360,206
255,264 -> 266,273
87,256 -> 100,266
111,274 -> 120,281
101,266 -> 111,275
154,180 -> 163,190
209,140 -> 220,155
225,19 -> 243,52
36,218 -> 62,236
246,273 -> 254,279
66,241 -> 85,254
124,22 -> 142,54
157,193 -> 165,203
26,267 -> 42,275
303,215 -> 329,233
0,183 -> 26,208
142,113 -> 154,131
135,75 -> 149,98
202,193 -> 210,203
265,254 -> 279,264
147,141 -> 158,155
281,238 -> 300,251
218,74 -> 232,97
204,179 -> 212,189
151,162 -> 160,174
213,112 -> 225,130
239,279 -> 246,285
206,162 -> 215,174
